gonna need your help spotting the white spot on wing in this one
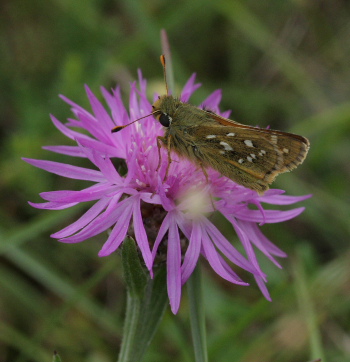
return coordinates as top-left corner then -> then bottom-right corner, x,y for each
283,148 -> 289,153
227,133 -> 235,137
250,153 -> 256,159
238,158 -> 244,164
247,156 -> 253,162
219,150 -> 225,154
271,135 -> 277,144
220,141 -> 233,151
244,140 -> 254,147
206,135 -> 216,139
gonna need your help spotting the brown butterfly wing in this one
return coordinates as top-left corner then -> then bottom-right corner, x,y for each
207,112 -> 309,172
189,118 -> 309,192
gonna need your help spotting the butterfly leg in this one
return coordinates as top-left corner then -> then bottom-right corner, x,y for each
164,135 -> 173,181
156,135 -> 173,181
156,136 -> 165,173
150,136 -> 167,199
199,161 -> 209,183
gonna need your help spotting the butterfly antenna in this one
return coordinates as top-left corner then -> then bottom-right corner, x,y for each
160,55 -> 169,96
111,111 -> 158,133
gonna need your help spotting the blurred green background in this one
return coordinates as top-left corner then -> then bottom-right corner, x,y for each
1,0 -> 350,361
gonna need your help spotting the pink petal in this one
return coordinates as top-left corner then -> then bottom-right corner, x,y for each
60,94 -> 92,116
75,142 -> 123,184
200,89 -> 222,111
152,213 -> 170,262
214,253 -> 247,284
221,110 -> 232,118
129,82 -> 142,121
74,137 -> 122,158
242,221 -> 287,260
167,212 -> 182,314
181,221 -> 201,284
40,184 -> 117,203
50,115 -> 91,141
28,201 -> 78,210
59,194 -> 124,243
133,197 -> 152,270
203,218 -> 257,274
255,275 -> 272,301
22,158 -> 105,182
101,86 -> 128,127
136,70 -> 153,114
140,192 -> 162,206
259,193 -> 312,205
180,74 -> 201,102
43,145 -> 86,157
98,200 -> 134,256
124,149 -> 138,185
201,226 -> 247,285
137,69 -> 147,94
233,207 -> 306,223
51,197 -> 110,238
75,111 -> 109,143
85,85 -> 115,130
226,215 -> 266,280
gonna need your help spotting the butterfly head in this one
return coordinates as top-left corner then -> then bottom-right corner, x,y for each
152,95 -> 178,128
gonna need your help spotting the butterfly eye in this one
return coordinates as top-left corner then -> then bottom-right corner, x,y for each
158,113 -> 172,127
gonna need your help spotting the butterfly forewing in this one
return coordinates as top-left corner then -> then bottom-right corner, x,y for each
189,122 -> 309,192
203,112 -> 308,168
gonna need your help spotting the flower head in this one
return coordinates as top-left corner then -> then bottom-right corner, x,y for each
24,70 -> 310,313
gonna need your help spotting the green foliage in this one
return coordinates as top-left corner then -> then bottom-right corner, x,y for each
1,0 -> 349,361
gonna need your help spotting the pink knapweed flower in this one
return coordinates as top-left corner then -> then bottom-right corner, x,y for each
24,71 -> 310,313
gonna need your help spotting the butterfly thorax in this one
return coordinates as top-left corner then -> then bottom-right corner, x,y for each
152,95 -> 217,128
152,95 -> 219,162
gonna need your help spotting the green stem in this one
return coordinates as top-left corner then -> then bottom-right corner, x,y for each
117,292 -> 141,362
118,237 -> 168,362
188,265 -> 208,362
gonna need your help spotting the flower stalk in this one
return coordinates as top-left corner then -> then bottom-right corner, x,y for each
188,265 -> 208,362
119,236 -> 168,362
